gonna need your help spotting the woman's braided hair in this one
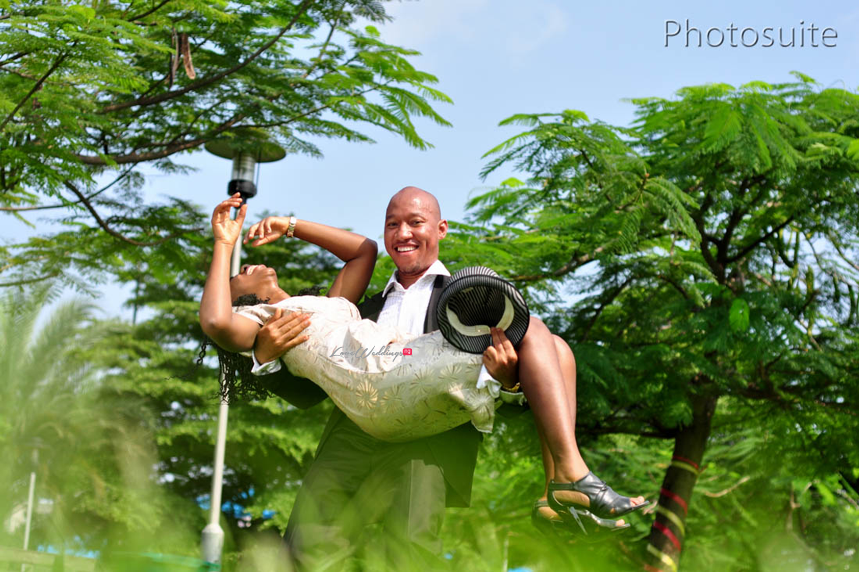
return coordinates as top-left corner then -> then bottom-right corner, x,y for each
201,286 -> 324,402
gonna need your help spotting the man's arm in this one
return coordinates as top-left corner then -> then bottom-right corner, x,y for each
483,327 -> 529,412
256,368 -> 328,409
482,327 -> 519,390
251,292 -> 384,409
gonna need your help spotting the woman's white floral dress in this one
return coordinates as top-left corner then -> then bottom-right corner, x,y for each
234,296 -> 501,442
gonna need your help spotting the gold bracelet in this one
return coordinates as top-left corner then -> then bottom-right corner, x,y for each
286,216 -> 297,238
501,381 -> 521,393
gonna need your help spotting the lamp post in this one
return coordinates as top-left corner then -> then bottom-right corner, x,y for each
201,133 -> 285,566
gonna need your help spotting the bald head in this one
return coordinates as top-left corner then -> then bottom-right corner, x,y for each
384,186 -> 448,288
386,186 -> 441,220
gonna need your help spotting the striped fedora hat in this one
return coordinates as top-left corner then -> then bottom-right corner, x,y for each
436,266 -> 530,354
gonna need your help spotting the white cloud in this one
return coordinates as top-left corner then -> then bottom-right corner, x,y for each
380,0 -> 491,47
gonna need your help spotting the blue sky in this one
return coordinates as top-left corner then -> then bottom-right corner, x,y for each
9,0 -> 859,319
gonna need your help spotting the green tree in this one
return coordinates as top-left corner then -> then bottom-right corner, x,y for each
449,74 -> 859,569
0,0 -> 450,289
85,224 -> 345,555
0,286 -> 193,555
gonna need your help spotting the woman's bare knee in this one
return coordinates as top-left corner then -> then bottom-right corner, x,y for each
552,335 -> 576,368
520,316 -> 550,347
528,316 -> 549,334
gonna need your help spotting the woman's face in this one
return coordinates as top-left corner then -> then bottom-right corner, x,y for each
229,264 -> 280,303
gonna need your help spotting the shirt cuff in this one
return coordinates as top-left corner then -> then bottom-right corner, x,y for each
476,365 -> 527,406
498,386 -> 527,406
475,365 -> 494,389
251,350 -> 283,376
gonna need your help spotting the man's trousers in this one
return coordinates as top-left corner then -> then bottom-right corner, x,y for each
284,415 -> 448,571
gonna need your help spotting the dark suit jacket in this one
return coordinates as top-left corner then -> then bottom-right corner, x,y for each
258,276 -> 482,507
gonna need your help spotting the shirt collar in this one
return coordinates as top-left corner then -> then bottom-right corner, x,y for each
382,259 -> 450,296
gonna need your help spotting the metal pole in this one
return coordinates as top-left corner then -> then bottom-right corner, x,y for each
201,137 -> 282,566
201,223 -> 243,566
22,450 -> 37,572
22,471 -> 35,551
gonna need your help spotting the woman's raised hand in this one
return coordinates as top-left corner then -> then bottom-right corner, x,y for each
211,193 -> 247,246
244,216 -> 290,247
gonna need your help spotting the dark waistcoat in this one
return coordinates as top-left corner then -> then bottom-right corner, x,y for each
260,276 -> 482,507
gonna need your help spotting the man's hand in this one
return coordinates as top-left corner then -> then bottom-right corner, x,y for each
254,308 -> 311,364
483,327 -> 519,390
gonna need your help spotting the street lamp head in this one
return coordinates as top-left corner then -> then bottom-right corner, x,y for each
204,129 -> 286,202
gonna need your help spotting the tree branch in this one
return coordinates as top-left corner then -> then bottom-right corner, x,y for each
0,272 -> 61,287
828,233 -> 859,273
582,275 -> 634,341
511,246 -> 605,282
1,202 -> 71,213
692,190 -> 724,282
0,64 -> 39,81
717,180 -> 749,264
74,135 -> 208,165
751,271 -> 774,288
75,79 -> 384,165
300,3 -> 345,80
161,97 -> 230,148
0,166 -> 138,212
0,52 -> 30,66
657,273 -> 690,300
127,0 -> 174,21
282,82 -> 387,126
0,51 -> 69,133
701,476 -> 750,498
100,0 -> 315,113
726,215 -> 796,264
719,176 -> 768,264
62,180 -> 201,246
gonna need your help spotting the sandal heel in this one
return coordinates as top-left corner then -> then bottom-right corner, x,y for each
562,505 -> 588,535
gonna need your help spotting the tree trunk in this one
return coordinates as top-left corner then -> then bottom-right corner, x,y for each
645,394 -> 717,572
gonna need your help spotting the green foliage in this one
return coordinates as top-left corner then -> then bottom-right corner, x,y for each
80,217 -> 345,547
4,67 -> 859,568
449,75 -> 859,566
0,0 -> 451,289
447,402 -> 859,571
678,402 -> 859,570
0,285 -> 198,555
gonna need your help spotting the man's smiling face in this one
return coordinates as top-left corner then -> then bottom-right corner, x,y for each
384,187 -> 447,284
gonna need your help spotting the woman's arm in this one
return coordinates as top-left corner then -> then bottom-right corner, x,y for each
200,194 -> 261,351
245,216 -> 377,304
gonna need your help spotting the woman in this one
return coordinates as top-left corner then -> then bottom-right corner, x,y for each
200,194 -> 648,533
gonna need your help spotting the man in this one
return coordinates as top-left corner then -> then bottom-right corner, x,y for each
250,186 -> 521,570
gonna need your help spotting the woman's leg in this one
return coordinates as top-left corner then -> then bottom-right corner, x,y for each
531,333 -> 593,521
517,318 -> 588,484
519,323 -> 644,520
533,335 -> 580,522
